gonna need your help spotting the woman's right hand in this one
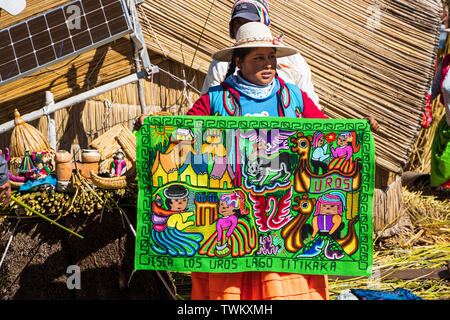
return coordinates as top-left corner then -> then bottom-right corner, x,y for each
133,111 -> 172,131
133,115 -> 150,131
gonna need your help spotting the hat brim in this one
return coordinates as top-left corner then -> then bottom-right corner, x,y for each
163,185 -> 189,199
212,43 -> 298,62
231,11 -> 261,23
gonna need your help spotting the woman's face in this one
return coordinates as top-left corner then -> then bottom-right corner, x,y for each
170,198 -> 188,211
219,201 -> 235,217
236,47 -> 277,86
231,17 -> 251,38
319,204 -> 339,215
317,136 -> 325,147
337,136 -> 347,147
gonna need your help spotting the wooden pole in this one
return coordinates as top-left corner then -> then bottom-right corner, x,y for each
0,71 -> 153,134
45,91 -> 57,150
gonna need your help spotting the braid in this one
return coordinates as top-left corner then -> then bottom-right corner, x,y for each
225,47 -> 253,79
225,59 -> 237,79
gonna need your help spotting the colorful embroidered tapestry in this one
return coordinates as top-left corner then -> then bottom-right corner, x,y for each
135,116 -> 375,276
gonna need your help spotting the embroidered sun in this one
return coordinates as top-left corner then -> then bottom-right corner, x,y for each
150,125 -> 175,145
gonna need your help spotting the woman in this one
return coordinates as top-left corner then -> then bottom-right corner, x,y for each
188,22 -> 325,120
187,23 -> 328,300
311,131 -> 330,175
135,22 -> 379,300
429,53 -> 450,188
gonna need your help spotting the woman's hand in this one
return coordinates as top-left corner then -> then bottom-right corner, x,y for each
133,115 -> 150,131
133,111 -> 172,131
365,116 -> 380,132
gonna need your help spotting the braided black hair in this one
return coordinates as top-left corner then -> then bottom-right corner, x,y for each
225,47 -> 253,79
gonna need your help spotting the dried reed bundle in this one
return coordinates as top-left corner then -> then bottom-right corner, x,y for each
402,188 -> 450,244
115,128 -> 137,162
407,36 -> 450,173
9,109 -> 51,158
90,121 -> 137,171
372,176 -> 404,232
90,124 -> 124,161
408,100 -> 446,173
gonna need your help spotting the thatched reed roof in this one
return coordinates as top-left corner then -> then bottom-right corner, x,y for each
139,0 -> 442,173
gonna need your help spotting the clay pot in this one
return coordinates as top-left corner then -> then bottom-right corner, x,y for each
81,149 -> 100,163
55,150 -> 74,181
76,162 -> 98,179
55,150 -> 73,163
56,162 -> 74,181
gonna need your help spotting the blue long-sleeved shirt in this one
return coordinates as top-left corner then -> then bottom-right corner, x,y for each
0,154 -> 9,186
312,143 -> 330,161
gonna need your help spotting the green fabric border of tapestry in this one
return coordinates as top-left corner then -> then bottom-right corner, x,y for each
135,116 -> 374,277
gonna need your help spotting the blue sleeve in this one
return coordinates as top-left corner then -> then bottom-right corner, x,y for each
0,154 -> 9,186
430,61 -> 443,102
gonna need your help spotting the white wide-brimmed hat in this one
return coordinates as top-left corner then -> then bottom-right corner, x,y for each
212,22 -> 298,62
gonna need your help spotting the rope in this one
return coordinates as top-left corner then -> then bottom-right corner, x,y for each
158,67 -> 201,94
137,2 -> 204,111
155,270 -> 177,300
85,88 -> 120,136
150,69 -> 156,114
188,0 -> 216,71
138,6 -> 169,57
124,216 -> 177,300
84,49 -> 109,90
3,227 -> 45,293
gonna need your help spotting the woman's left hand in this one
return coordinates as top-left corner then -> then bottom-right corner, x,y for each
365,116 -> 380,132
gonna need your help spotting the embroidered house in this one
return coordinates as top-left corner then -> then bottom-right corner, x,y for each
202,129 -> 234,189
150,128 -> 195,186
194,193 -> 219,226
151,127 -> 235,189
